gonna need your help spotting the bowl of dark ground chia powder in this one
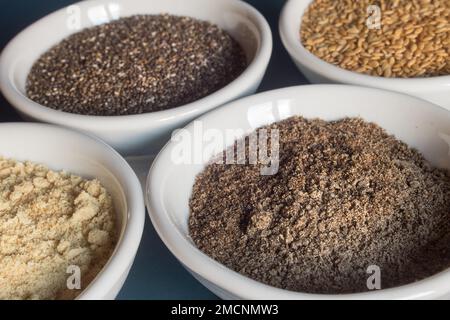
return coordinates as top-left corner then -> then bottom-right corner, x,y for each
147,85 -> 450,299
0,0 -> 272,155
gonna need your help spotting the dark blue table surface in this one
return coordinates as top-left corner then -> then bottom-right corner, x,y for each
0,0 -> 309,299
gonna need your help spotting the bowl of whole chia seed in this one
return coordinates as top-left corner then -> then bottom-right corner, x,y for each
147,84 -> 450,299
279,0 -> 450,109
0,0 -> 272,155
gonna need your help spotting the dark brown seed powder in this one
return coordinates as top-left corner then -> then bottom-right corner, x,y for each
189,117 -> 450,294
26,14 -> 247,116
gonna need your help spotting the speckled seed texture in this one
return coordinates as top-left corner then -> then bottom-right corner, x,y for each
26,14 -> 247,116
300,0 -> 450,78
189,117 -> 450,294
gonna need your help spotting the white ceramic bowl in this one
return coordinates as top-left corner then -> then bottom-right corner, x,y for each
147,84 -> 450,300
0,123 -> 145,300
0,0 -> 272,156
279,0 -> 450,110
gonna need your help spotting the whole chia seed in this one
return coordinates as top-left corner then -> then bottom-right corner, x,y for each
26,14 -> 247,116
189,116 -> 450,294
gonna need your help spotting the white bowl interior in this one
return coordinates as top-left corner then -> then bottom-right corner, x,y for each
148,85 -> 450,299
0,123 -> 133,298
9,0 -> 260,95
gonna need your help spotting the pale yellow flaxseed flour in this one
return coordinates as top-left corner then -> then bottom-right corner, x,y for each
0,157 -> 116,300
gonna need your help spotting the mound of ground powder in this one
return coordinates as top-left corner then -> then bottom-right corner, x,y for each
0,157 -> 117,299
189,117 -> 450,293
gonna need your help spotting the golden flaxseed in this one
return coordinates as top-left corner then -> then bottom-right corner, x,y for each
300,0 -> 450,78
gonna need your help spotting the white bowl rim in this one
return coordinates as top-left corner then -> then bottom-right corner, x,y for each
0,0 -> 272,130
278,0 -> 450,89
147,84 -> 450,300
0,122 -> 146,299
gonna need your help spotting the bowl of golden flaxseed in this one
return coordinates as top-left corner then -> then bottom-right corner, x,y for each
279,0 -> 450,109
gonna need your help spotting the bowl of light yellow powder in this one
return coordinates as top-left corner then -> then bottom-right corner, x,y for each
0,123 -> 145,300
